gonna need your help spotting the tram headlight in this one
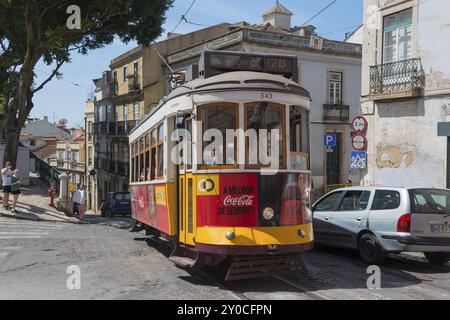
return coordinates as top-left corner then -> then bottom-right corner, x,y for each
225,231 -> 236,240
262,207 -> 275,220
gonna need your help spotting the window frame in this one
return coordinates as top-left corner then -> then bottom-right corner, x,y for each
197,102 -> 240,170
371,190 -> 402,211
382,8 -> 413,64
328,71 -> 343,105
244,101 -> 287,170
336,190 -> 372,212
314,191 -> 345,212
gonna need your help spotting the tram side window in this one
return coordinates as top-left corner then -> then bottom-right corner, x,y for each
245,102 -> 285,168
139,137 -> 145,182
198,103 -> 238,167
131,143 -> 135,183
150,129 -> 157,180
289,105 -> 309,170
157,123 -> 165,179
144,132 -> 150,181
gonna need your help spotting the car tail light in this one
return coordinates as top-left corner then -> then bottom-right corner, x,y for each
397,214 -> 411,233
112,200 -> 116,206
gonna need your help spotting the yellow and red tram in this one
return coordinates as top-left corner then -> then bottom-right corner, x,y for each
129,69 -> 313,280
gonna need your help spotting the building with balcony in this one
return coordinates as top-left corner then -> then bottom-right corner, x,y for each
361,0 -> 450,188
85,99 -> 97,211
49,129 -> 86,188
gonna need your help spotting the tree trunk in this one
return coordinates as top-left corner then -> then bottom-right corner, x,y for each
3,109 -> 20,166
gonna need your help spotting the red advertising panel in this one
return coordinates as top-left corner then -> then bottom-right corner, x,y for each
131,185 -> 149,225
197,174 -> 258,227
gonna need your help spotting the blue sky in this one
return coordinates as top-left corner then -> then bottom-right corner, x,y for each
31,0 -> 363,127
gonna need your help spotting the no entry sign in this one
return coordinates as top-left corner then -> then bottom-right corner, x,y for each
352,115 -> 368,133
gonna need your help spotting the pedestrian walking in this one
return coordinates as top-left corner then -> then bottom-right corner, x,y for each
1,161 -> 13,210
78,186 -> 87,220
10,169 -> 22,214
73,186 -> 87,220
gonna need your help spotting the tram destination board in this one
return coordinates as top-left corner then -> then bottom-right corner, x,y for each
200,50 -> 299,82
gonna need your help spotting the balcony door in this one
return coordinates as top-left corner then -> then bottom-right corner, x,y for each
383,8 -> 412,64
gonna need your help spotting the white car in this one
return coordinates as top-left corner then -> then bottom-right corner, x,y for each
312,187 -> 450,265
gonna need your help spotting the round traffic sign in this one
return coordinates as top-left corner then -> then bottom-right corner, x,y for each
352,115 -> 368,133
352,134 -> 367,151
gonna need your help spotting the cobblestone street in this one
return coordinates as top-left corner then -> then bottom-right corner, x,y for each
0,215 -> 449,300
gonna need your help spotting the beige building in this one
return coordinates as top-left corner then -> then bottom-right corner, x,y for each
84,99 -> 96,211
49,129 -> 86,188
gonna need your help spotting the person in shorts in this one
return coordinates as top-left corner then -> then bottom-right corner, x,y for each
10,169 -> 22,214
1,161 -> 13,210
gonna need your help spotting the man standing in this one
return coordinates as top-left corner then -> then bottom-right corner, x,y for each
1,162 -> 13,210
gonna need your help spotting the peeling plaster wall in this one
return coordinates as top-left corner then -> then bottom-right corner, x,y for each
363,98 -> 450,188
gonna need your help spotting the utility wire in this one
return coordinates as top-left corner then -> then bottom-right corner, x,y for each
320,24 -> 361,36
36,68 -> 91,91
168,0 -> 198,36
301,0 -> 338,27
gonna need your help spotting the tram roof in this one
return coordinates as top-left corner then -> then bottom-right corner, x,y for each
131,71 -> 311,135
168,71 -> 310,100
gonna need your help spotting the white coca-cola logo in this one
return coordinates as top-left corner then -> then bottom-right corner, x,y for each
223,195 -> 254,206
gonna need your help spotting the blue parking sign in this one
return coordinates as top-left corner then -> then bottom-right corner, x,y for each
324,134 -> 337,148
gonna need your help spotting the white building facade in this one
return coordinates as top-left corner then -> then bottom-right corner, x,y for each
361,0 -> 450,188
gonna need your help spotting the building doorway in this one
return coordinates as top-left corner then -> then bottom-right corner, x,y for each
326,133 -> 342,185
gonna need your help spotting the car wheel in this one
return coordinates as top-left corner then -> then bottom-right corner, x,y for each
424,252 -> 450,265
358,234 -> 386,265
106,210 -> 113,218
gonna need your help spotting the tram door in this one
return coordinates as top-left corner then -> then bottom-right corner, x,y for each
177,116 -> 196,246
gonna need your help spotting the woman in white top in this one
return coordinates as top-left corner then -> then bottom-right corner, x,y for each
73,186 -> 87,220
2,161 -> 13,209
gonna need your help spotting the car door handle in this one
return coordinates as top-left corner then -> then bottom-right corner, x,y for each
324,217 -> 330,221
356,218 -> 362,222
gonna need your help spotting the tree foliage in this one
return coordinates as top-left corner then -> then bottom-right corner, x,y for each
0,0 -> 173,164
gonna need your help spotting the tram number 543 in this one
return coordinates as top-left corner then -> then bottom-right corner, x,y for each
260,92 -> 273,99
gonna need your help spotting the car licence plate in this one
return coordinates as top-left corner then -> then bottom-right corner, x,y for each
431,224 -> 450,233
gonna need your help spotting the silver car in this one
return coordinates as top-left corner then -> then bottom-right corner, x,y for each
312,187 -> 450,265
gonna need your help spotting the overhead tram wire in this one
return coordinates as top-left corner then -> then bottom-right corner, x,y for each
168,0 -> 198,36
301,0 -> 339,27
35,68 -> 91,91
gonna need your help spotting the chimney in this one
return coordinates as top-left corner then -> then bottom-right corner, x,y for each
262,1 -> 294,30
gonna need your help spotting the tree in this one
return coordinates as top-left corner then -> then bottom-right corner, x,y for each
0,0 -> 173,165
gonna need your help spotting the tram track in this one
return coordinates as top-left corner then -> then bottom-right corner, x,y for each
311,250 -> 450,294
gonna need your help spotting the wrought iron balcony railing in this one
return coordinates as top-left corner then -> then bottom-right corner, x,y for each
95,158 -> 129,177
323,104 -> 350,122
127,75 -> 140,91
94,120 -> 138,137
369,58 -> 425,99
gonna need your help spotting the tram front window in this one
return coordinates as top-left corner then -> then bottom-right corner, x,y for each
198,103 -> 238,167
245,102 -> 285,168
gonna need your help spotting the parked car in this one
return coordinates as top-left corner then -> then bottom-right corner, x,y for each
101,192 -> 131,217
312,187 -> 450,265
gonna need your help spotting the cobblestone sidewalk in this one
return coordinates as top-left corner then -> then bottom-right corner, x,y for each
0,174 -> 83,224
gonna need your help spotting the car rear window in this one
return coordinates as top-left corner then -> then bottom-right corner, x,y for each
115,193 -> 131,201
371,190 -> 401,210
409,189 -> 450,214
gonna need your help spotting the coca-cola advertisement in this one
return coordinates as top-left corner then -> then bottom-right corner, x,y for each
197,174 -> 258,227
